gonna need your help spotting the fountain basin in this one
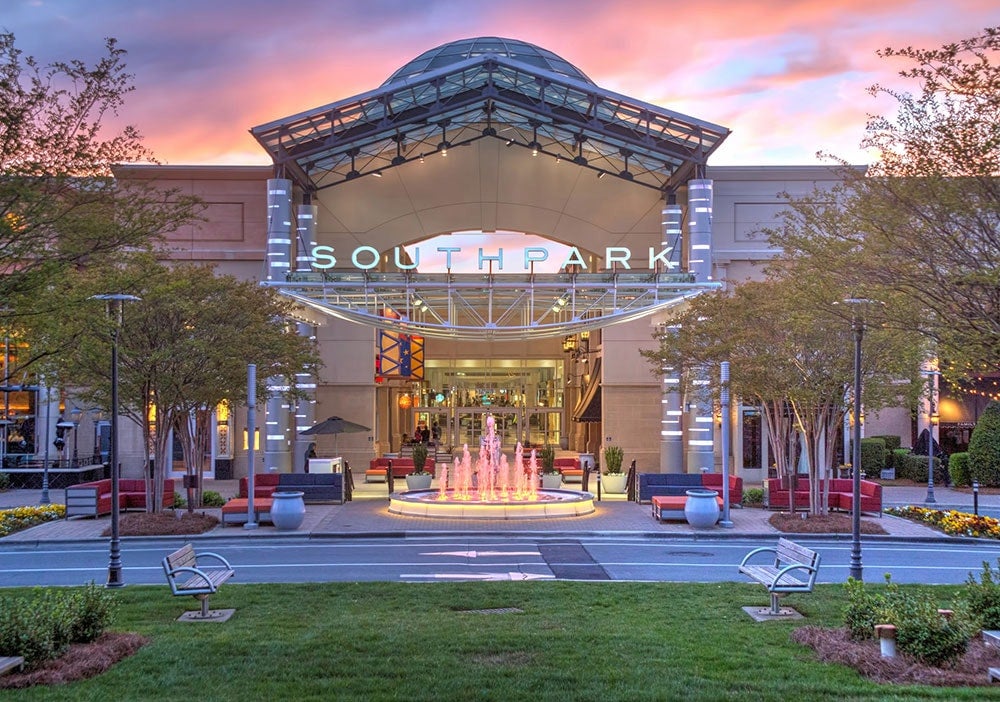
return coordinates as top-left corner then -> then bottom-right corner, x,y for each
388,489 -> 596,519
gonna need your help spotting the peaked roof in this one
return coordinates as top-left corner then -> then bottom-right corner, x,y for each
251,37 -> 730,193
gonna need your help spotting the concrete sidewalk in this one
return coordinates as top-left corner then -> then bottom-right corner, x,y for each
2,478 -> 995,543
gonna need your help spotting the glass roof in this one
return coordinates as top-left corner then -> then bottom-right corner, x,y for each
383,37 -> 593,86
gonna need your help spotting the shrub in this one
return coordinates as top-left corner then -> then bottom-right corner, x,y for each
0,585 -> 118,668
962,560 -> 1000,631
537,445 -> 556,474
888,448 -> 909,475
968,401 -> 1000,487
871,435 -> 902,452
844,575 -> 973,666
173,493 -> 187,509
859,438 -> 886,476
410,442 -> 429,474
949,452 -> 971,487
892,452 -> 945,485
0,472 -> 9,490
67,582 -> 118,643
200,490 -> 225,507
743,487 -> 763,506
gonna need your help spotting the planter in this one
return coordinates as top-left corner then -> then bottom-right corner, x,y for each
602,473 -> 628,494
405,473 -> 433,491
270,491 -> 306,531
541,473 -> 563,490
684,489 -> 719,528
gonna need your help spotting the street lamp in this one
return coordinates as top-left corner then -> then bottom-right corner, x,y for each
840,298 -> 880,582
91,293 -> 140,588
68,406 -> 82,467
921,369 -> 941,505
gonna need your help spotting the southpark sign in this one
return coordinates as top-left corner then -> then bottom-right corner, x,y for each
309,245 -> 677,271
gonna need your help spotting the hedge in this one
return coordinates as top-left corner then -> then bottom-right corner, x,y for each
949,452 -> 971,487
968,401 -> 1000,487
859,437 -> 886,476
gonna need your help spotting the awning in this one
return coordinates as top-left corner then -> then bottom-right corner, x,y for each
572,358 -> 602,423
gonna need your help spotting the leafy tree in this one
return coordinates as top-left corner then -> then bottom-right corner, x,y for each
642,278 -> 923,514
766,27 -> 1000,381
32,257 -> 321,511
967,401 -> 1000,486
0,33 -> 199,378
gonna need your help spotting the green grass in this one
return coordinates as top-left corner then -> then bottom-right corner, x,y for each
1,582 -> 995,701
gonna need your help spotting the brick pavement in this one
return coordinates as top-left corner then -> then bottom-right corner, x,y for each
3,477 -> 995,543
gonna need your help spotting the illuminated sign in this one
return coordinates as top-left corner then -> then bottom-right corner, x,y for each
310,245 -> 676,271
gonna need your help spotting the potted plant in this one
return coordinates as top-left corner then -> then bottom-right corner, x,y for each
405,442 -> 433,490
602,445 -> 627,493
538,445 -> 562,489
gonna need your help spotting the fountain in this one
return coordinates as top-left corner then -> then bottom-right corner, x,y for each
388,415 -> 595,519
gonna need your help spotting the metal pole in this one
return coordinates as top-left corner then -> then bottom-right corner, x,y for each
245,364 -> 258,530
719,361 -> 733,528
108,313 -> 123,587
91,293 -> 139,589
973,480 -> 979,516
40,383 -> 51,504
922,369 -> 940,505
850,318 -> 864,581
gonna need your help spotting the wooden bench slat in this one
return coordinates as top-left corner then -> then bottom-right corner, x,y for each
739,538 -> 820,614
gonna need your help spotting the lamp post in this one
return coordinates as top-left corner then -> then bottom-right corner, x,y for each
39,382 -> 52,504
92,293 -> 140,588
89,408 -> 104,464
921,369 -> 941,505
841,298 -> 879,582
69,407 -> 82,467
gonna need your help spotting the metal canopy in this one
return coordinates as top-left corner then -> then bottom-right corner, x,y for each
268,271 -> 719,340
251,40 -> 730,193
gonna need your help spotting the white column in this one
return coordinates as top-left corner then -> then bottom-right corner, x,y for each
659,325 -> 684,473
264,179 -> 293,472
687,179 -> 713,283
293,201 -> 318,471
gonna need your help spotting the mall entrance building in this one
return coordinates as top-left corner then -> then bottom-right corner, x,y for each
117,37 -> 916,483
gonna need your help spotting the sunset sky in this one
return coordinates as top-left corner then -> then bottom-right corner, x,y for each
4,0 -> 996,167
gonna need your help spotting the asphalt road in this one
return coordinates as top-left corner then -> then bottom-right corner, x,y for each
1,535 -> 998,588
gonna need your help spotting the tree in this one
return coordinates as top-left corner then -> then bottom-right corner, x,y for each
767,27 -> 1000,381
968,401 -> 1000,487
32,256 -> 321,512
0,33 -> 200,379
641,278 -> 923,515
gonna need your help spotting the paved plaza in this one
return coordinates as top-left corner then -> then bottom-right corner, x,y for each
2,477 -> 994,544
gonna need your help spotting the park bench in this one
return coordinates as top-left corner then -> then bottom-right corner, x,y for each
162,544 -> 235,618
0,656 -> 24,676
738,537 -> 820,615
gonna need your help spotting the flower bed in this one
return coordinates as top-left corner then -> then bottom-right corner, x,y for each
0,504 -> 66,537
885,505 -> 1000,539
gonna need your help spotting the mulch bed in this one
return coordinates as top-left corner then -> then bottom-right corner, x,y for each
0,633 -> 148,689
793,626 -> 999,686
769,512 -> 887,535
101,511 -> 219,537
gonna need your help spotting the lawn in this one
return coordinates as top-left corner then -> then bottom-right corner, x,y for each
0,581 -> 994,701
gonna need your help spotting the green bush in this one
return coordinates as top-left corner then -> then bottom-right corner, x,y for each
859,437 -> 886,477
871,435 -> 902,452
949,452 -> 971,487
0,585 -> 118,668
844,575 -> 973,666
742,487 -> 763,506
173,493 -> 187,509
0,472 -> 9,490
968,401 -> 1000,487
200,490 -> 225,507
888,448 -> 909,474
891,451 -> 944,484
963,560 -> 1000,631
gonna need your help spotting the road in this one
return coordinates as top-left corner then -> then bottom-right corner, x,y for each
1,535 -> 998,588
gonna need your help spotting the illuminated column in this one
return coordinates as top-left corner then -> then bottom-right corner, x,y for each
264,179 -> 293,472
293,201 -> 318,471
685,363 -> 715,474
659,325 -> 684,473
661,202 -> 683,272
687,179 -> 713,283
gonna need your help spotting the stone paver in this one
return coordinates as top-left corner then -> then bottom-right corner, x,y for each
2,478 -> 995,543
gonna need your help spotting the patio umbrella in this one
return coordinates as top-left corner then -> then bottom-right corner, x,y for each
299,416 -> 371,436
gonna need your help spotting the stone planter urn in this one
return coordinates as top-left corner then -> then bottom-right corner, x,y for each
684,489 -> 720,528
541,473 -> 563,490
602,473 -> 628,494
405,473 -> 433,491
270,491 -> 306,531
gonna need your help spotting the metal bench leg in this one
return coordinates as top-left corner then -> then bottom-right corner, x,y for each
196,594 -> 210,618
769,592 -> 782,615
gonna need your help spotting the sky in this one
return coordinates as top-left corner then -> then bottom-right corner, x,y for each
3,0 -> 997,167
